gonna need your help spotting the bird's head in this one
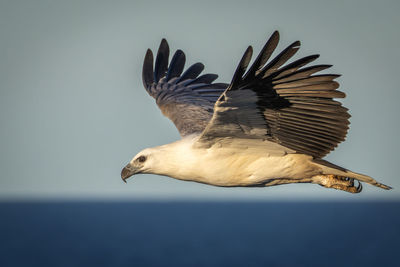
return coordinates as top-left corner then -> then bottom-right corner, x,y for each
121,141 -> 185,183
121,148 -> 155,183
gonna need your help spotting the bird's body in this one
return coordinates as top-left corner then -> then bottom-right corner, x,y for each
121,31 -> 391,193
133,135 -> 387,192
144,136 -> 310,186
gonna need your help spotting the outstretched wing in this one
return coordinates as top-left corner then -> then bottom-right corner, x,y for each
142,39 -> 228,136
198,31 -> 350,158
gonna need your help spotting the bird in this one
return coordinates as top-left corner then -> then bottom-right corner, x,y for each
121,31 -> 391,193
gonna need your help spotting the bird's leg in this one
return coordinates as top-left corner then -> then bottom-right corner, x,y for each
312,174 -> 362,193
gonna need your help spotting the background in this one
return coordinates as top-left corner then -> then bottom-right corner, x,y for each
1,0 -> 399,201
1,1 -> 399,266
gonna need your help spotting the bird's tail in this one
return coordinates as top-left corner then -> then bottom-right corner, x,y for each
312,159 -> 392,190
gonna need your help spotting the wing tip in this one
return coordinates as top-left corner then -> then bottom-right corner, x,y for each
142,48 -> 154,89
166,49 -> 186,80
158,38 -> 169,56
270,30 -> 280,44
290,40 -> 301,50
160,38 -> 168,47
230,45 -> 253,88
154,38 -> 171,82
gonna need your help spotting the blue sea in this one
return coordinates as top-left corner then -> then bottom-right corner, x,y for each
1,201 -> 399,267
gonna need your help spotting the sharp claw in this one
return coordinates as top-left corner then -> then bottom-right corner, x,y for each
319,175 -> 363,193
356,181 -> 363,193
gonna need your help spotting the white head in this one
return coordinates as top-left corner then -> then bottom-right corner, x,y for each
121,148 -> 159,182
121,137 -> 196,183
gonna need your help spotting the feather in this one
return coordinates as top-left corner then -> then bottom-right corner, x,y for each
243,31 -> 280,81
229,46 -> 253,90
273,65 -> 333,83
142,49 -> 154,89
154,39 -> 170,82
176,63 -> 204,83
166,50 -> 186,80
261,41 -> 301,78
188,74 -> 218,85
271,55 -> 320,80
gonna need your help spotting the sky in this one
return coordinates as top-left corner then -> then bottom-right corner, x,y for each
1,0 -> 399,200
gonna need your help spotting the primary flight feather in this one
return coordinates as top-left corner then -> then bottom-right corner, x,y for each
121,31 -> 391,193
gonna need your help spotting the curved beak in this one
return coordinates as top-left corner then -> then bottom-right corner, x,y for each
121,164 -> 140,183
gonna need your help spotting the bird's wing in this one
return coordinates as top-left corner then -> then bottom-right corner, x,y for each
142,39 -> 228,136
197,31 -> 350,158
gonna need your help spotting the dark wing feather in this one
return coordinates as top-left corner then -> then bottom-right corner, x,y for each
142,39 -> 228,136
188,74 -> 218,85
199,31 -> 349,158
154,39 -> 169,82
166,49 -> 185,80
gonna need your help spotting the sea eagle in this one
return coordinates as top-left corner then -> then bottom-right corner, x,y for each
121,31 -> 391,193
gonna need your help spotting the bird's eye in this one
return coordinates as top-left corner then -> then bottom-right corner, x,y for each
138,155 -> 147,163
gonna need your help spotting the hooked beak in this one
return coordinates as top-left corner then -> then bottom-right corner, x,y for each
121,164 -> 141,183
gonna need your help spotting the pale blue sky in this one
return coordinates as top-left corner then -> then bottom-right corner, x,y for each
1,0 -> 399,200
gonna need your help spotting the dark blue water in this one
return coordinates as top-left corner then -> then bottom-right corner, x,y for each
1,201 -> 399,267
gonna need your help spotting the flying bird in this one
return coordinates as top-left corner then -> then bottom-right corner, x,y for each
121,31 -> 391,193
